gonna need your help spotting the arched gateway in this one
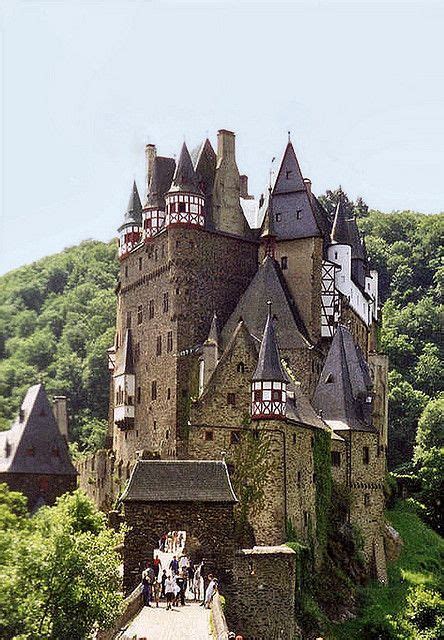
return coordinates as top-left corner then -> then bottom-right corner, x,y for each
121,459 -> 238,595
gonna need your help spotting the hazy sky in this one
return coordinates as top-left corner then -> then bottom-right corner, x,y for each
1,0 -> 443,275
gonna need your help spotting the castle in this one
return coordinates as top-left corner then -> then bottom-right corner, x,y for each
77,129 -> 389,583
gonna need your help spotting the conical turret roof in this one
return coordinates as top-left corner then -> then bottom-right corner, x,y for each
206,312 -> 219,344
331,198 -> 350,245
146,157 -> 176,208
252,302 -> 287,382
124,181 -> 143,224
169,143 -> 202,195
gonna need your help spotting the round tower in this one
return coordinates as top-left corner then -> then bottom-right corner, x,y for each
142,156 -> 176,240
118,181 -> 143,260
251,302 -> 288,420
165,143 -> 205,228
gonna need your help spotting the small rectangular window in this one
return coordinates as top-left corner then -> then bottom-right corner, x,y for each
156,336 -> 162,356
126,311 -> 131,329
178,202 -> 186,213
137,386 -> 141,404
296,209 -> 302,220
227,393 -> 236,406
163,292 -> 169,313
149,300 -> 154,319
281,256 -> 288,270
204,430 -> 214,442
151,381 -> 157,400
167,331 -> 173,353
134,342 -> 140,361
137,305 -> 143,325
230,431 -> 241,445
303,511 -> 309,527
275,212 -> 282,222
124,265 -> 128,278
364,494 -> 370,507
138,256 -> 143,271
331,451 -> 341,467
292,433 -> 297,445
363,446 -> 370,465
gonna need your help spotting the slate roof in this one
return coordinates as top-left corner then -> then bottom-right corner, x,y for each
312,325 -> 375,432
121,460 -> 238,503
168,143 -> 202,195
122,181 -> 143,225
253,302 -> 287,382
0,384 -> 77,476
146,156 -> 176,209
285,380 -> 329,431
331,199 -> 350,245
221,255 -> 311,350
206,312 -> 219,345
114,329 -> 134,376
260,189 -> 276,238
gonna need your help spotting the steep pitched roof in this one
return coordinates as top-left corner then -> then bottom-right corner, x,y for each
260,189 -> 276,238
121,460 -> 237,502
206,312 -> 219,345
114,329 -> 134,376
192,138 -> 216,191
124,181 -> 143,225
0,384 -> 77,475
253,303 -> 287,382
331,199 -> 350,245
169,143 -> 202,195
146,156 -> 176,208
270,141 -> 322,239
312,325 -> 375,432
221,256 -> 311,350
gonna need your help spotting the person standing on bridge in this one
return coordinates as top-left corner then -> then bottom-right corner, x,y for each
169,555 -> 179,575
153,554 -> 162,580
164,575 -> 175,610
203,575 -> 217,609
142,569 -> 153,607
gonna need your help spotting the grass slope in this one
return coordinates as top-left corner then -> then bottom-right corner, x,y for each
330,501 -> 444,639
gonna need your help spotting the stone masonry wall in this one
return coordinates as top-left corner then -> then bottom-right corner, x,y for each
228,546 -> 297,640
1,472 -> 76,511
76,449 -> 132,512
122,500 -> 236,595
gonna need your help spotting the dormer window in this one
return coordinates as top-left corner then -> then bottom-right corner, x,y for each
296,209 -> 302,220
325,373 -> 334,384
286,170 -> 292,179
275,213 -> 282,222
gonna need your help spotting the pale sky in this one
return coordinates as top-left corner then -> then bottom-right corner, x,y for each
1,0 -> 443,275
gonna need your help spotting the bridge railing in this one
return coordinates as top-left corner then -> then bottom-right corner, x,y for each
211,593 -> 229,640
96,583 -> 143,640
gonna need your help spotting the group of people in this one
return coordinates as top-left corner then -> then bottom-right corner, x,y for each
158,531 -> 184,554
142,552 -> 217,610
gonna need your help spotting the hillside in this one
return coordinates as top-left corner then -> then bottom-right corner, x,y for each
0,208 -> 442,462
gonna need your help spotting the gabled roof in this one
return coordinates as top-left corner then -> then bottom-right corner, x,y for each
114,329 -> 134,376
146,156 -> 176,209
253,303 -> 287,382
124,181 -> 143,224
168,143 -> 202,195
121,460 -> 238,503
221,256 -> 311,350
331,199 -> 350,245
206,312 -> 219,345
312,325 -> 375,432
269,141 -> 322,239
0,384 -> 77,476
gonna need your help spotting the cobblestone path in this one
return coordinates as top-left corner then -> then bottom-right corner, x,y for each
118,602 -> 211,640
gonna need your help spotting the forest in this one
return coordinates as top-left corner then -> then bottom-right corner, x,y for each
0,202 -> 442,526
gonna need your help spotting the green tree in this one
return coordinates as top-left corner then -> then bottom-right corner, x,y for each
0,486 -> 123,640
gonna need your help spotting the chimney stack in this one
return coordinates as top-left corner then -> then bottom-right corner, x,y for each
53,396 -> 68,441
304,178 -> 312,197
145,144 -> 157,196
240,175 -> 254,200
217,129 -> 236,162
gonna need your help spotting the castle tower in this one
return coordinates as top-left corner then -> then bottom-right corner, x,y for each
165,143 -> 205,228
328,197 -> 352,284
199,312 -> 219,395
251,302 -> 288,420
118,182 -> 143,260
142,156 -> 176,240
346,214 -> 366,290
113,329 -> 136,431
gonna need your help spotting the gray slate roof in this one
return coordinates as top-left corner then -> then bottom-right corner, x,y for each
206,312 -> 219,345
312,325 -> 375,432
331,199 -> 350,245
114,329 -> 134,376
252,303 -> 287,382
121,460 -> 238,503
221,255 -> 311,350
125,181 -> 143,224
169,143 -> 202,195
146,156 -> 176,208
0,384 -> 77,475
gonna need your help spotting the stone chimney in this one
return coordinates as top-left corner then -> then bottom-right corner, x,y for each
53,396 -> 68,441
145,144 -> 157,196
304,178 -> 312,197
240,174 -> 254,200
217,129 -> 236,162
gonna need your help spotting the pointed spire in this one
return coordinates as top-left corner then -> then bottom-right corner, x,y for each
169,143 -> 202,194
252,302 -> 287,382
146,157 -> 176,208
346,215 -> 365,260
125,181 -> 143,224
206,312 -> 219,345
260,187 -> 276,257
331,196 -> 350,245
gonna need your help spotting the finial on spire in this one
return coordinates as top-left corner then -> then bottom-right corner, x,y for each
288,131 -> 291,143
267,300 -> 272,317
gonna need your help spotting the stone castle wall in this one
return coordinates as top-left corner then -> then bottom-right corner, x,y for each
76,449 -> 131,512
